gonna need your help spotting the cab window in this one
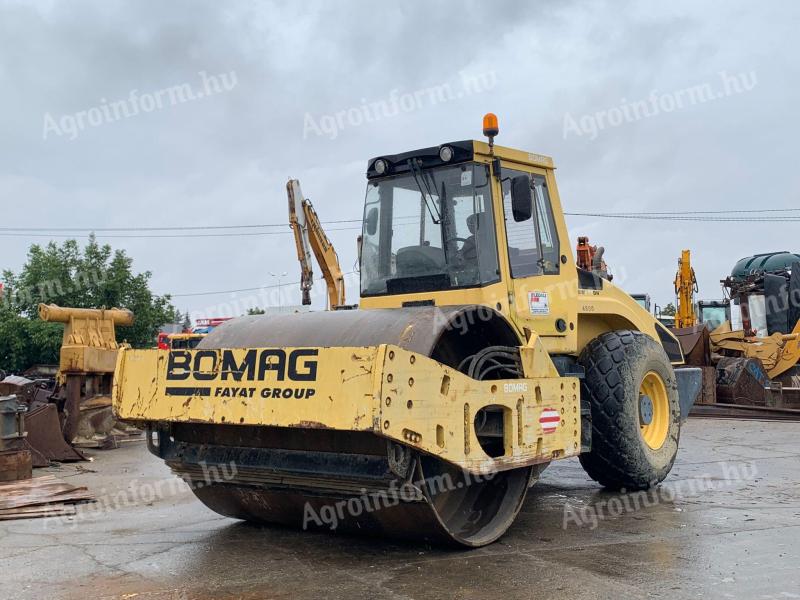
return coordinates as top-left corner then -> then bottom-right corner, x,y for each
360,163 -> 500,296
501,168 -> 560,277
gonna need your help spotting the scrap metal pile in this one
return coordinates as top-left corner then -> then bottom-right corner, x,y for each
0,304 -> 141,486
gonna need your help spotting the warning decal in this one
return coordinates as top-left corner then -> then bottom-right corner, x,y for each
539,408 -> 560,434
528,291 -> 550,316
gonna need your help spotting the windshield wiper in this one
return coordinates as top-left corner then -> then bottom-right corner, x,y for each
408,158 -> 441,224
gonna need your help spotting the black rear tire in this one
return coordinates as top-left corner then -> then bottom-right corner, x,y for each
578,330 -> 680,491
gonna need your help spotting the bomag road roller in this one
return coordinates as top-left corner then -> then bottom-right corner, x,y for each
113,115 -> 700,547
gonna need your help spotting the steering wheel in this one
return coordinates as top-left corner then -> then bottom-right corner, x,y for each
450,237 -> 474,266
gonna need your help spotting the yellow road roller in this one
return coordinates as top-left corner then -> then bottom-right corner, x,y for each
113,115 -> 700,547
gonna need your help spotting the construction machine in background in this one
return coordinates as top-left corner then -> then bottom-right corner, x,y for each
631,293 -> 652,313
667,250 -> 715,401
40,304 -> 141,448
162,333 -> 206,350
674,250 -> 698,329
706,252 -> 800,412
660,250 -> 800,419
288,179 -> 347,309
113,115 -> 701,547
696,299 -> 730,330
575,236 -> 612,281
2,304 -> 140,468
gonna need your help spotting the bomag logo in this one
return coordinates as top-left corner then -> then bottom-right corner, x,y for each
164,349 -> 318,400
166,349 -> 318,382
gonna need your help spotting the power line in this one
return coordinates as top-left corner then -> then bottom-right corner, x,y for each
564,213 -> 800,222
563,207 -> 800,220
171,271 -> 357,298
0,219 -> 362,233
0,207 -> 797,235
573,208 -> 800,215
0,226 -> 362,239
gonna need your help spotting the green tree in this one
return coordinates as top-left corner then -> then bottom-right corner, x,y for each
661,302 -> 677,317
1,236 -> 176,371
0,303 -> 62,371
247,307 -> 266,315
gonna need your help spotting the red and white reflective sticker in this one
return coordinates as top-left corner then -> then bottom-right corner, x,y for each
539,408 -> 561,434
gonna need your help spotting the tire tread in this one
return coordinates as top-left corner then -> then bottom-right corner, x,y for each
578,331 -> 678,491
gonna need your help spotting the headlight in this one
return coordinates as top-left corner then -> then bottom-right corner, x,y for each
374,159 -> 388,175
439,146 -> 453,162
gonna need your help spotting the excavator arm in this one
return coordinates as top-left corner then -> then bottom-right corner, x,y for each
287,179 -> 346,309
674,249 -> 698,328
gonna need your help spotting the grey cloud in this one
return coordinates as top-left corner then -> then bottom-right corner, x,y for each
1,0 -> 798,316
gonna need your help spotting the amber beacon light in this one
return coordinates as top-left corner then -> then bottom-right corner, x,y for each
482,112 -> 499,146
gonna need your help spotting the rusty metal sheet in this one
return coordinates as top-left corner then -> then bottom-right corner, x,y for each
22,364 -> 59,379
25,404 -> 86,463
0,474 -> 94,520
0,377 -> 38,407
0,450 -> 32,483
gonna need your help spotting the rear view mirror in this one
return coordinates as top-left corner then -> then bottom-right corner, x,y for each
366,207 -> 379,236
510,175 -> 532,222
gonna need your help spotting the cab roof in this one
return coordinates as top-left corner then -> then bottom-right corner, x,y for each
366,140 -> 554,179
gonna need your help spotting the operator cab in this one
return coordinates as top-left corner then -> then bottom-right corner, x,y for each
697,300 -> 730,331
359,139 -> 560,298
360,150 -> 499,296
357,114 -> 583,347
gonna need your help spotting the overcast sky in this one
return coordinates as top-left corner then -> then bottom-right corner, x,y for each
1,0 -> 798,320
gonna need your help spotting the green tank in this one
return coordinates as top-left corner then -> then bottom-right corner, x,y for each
731,251 -> 800,280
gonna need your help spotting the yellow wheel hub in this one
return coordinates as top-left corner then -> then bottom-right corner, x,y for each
639,371 -> 669,450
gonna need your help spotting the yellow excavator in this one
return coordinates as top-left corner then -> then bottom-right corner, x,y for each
287,179 -> 346,309
674,250 -> 698,329
113,115 -> 701,546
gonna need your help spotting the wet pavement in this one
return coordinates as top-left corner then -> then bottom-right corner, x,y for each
1,419 -> 798,600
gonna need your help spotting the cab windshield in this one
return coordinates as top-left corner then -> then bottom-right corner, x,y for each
700,306 -> 728,330
360,162 -> 500,296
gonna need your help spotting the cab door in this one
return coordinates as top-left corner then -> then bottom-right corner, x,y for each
498,164 -> 578,354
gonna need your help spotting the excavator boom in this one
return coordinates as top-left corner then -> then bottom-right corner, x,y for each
674,249 -> 698,328
287,179 -> 345,308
